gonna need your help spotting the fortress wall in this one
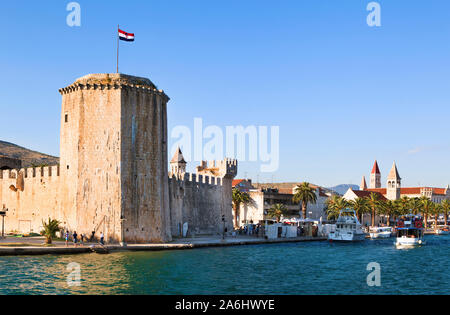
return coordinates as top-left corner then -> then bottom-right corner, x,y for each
0,167 -> 61,234
168,172 -> 233,237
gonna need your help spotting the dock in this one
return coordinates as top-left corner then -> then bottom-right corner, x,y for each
0,236 -> 327,257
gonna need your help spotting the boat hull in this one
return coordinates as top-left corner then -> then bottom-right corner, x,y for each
328,232 -> 366,242
395,237 -> 424,248
370,232 -> 392,239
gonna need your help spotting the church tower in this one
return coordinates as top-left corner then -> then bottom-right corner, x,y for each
386,162 -> 401,200
370,160 -> 381,189
360,176 -> 368,191
170,147 -> 187,176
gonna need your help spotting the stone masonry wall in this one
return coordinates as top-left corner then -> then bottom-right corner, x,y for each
169,172 -> 234,237
0,167 -> 60,234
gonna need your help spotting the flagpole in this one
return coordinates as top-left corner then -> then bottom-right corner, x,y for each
117,24 -> 119,73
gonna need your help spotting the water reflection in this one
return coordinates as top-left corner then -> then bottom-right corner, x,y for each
1,235 -> 450,295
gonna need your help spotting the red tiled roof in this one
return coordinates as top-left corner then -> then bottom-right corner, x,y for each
232,179 -> 245,187
371,161 -> 381,174
352,189 -> 387,201
368,187 -> 448,196
367,188 -> 387,194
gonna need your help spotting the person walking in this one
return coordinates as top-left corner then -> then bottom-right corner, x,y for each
65,230 -> 69,247
80,233 -> 84,246
73,231 -> 78,247
100,232 -> 105,245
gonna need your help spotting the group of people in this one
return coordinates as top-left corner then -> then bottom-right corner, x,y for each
238,224 -> 265,237
63,230 -> 105,247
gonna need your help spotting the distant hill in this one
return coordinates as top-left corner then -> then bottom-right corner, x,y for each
327,184 -> 359,195
0,140 -> 59,167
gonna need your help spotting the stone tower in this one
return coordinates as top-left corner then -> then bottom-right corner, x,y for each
360,176 -> 368,191
386,162 -> 401,200
370,160 -> 381,189
170,147 -> 187,176
59,73 -> 171,243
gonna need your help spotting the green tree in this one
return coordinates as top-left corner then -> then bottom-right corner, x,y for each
368,192 -> 382,227
408,197 -> 422,215
432,203 -> 442,231
349,197 -> 370,223
267,204 -> 289,223
293,182 -> 317,220
325,195 -> 349,220
441,199 -> 450,226
42,218 -> 61,245
380,200 -> 398,227
232,188 -> 251,228
420,196 -> 433,229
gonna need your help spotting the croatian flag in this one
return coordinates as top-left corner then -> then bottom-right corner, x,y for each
119,29 -> 135,42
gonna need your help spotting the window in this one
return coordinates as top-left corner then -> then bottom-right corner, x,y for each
65,113 -> 69,123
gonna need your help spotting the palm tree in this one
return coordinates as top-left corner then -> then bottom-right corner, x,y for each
420,196 -> 433,229
267,204 -> 289,223
408,197 -> 422,215
396,196 -> 409,214
325,195 -> 349,220
293,182 -> 317,220
349,198 -> 370,223
432,203 -> 442,231
441,199 -> 450,226
232,188 -> 251,228
42,218 -> 61,245
367,192 -> 381,227
380,200 -> 398,227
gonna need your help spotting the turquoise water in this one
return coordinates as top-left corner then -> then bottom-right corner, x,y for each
1,235 -> 449,295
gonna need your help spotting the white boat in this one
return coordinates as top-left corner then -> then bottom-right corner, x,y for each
328,209 -> 366,242
369,226 -> 393,239
435,228 -> 450,235
395,214 -> 425,248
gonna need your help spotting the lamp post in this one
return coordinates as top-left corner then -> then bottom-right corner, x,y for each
0,207 -> 7,239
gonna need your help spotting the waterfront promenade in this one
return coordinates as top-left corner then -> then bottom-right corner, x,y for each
0,235 -> 326,256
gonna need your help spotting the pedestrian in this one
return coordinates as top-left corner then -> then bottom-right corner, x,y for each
80,233 -> 84,246
65,230 -> 69,247
90,231 -> 95,242
100,232 -> 104,245
73,231 -> 78,247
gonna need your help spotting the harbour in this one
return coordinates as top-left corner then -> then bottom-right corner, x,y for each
1,234 -> 449,295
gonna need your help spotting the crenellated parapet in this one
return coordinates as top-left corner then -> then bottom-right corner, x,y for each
169,172 -> 224,187
196,158 -> 238,179
58,73 -> 170,102
0,165 -> 60,181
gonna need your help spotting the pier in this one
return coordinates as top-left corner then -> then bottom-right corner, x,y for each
0,236 -> 326,256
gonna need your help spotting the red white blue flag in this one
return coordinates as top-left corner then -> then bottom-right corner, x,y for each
119,29 -> 135,42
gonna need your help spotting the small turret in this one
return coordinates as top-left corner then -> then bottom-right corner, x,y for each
170,147 -> 187,176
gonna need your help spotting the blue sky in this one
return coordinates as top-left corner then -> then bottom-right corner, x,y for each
1,0 -> 449,187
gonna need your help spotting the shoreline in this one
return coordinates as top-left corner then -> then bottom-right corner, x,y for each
0,236 -> 326,257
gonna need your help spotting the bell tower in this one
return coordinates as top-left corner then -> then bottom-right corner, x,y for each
386,162 -> 401,200
370,160 -> 381,189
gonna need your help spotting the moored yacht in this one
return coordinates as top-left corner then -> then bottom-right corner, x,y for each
395,214 -> 425,248
369,226 -> 393,239
328,209 -> 366,242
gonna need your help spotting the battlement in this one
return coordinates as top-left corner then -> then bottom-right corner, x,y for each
169,172 -> 223,187
58,73 -> 170,101
196,158 -> 238,178
0,165 -> 60,180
